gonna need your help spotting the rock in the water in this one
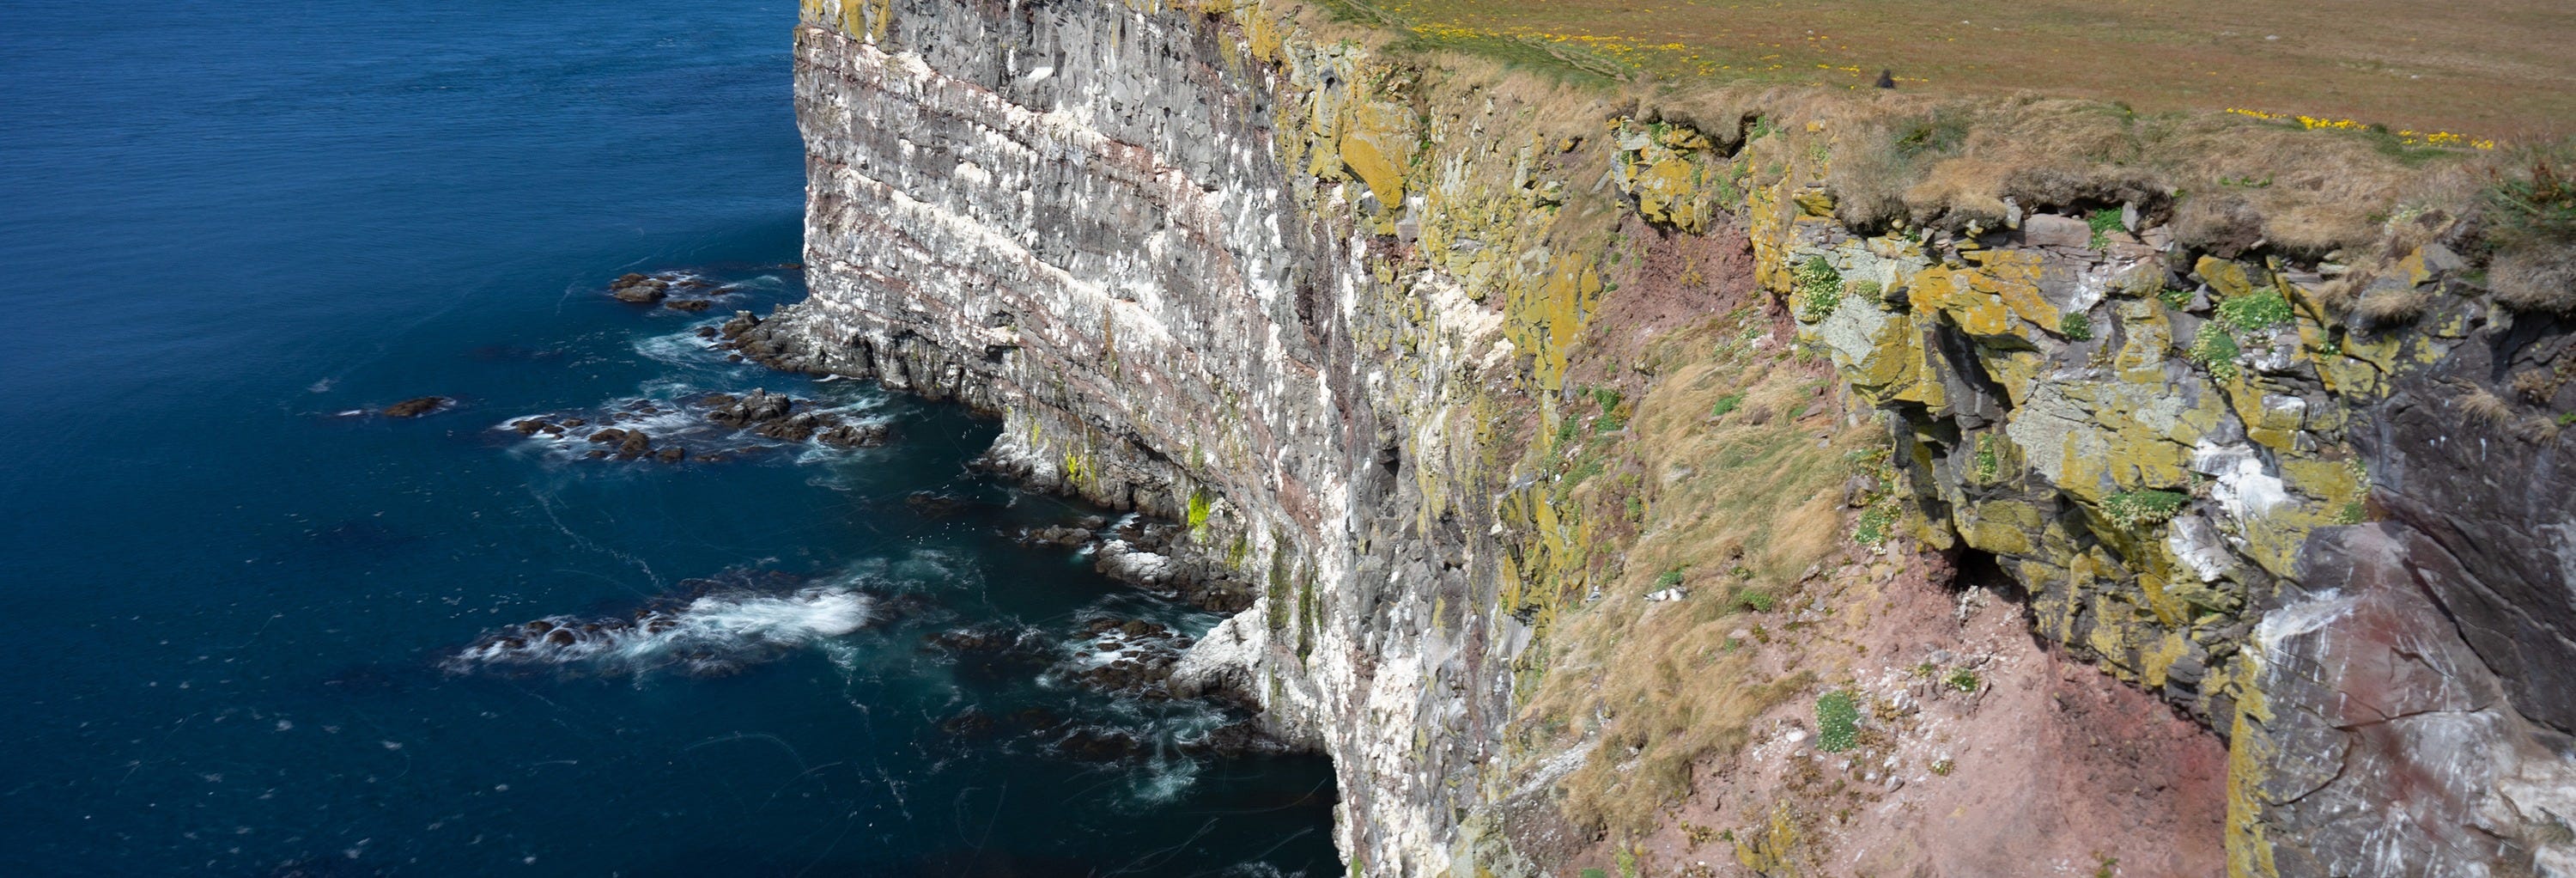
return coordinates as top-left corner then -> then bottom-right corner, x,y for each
706,389 -> 793,426
608,274 -> 670,303
381,396 -> 450,418
816,423 -> 890,448
750,412 -> 823,442
665,299 -> 713,312
1018,525 -> 1094,547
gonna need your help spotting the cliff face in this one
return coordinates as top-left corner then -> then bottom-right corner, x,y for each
755,0 -> 2576,874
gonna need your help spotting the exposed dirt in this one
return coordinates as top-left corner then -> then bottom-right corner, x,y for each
1559,544 -> 2227,877
1563,213 -> 1768,395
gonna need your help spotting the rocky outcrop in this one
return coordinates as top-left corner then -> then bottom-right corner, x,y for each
761,0 -> 2576,874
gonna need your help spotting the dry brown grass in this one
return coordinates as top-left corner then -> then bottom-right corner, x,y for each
1520,308 -> 1875,835
2511,369 -> 2560,405
1323,0 -> 2576,140
1290,0 -> 2558,257
1665,82 -> 2499,253
2356,286 -> 2434,327
2493,246 -> 2576,314
2459,386 -> 2518,429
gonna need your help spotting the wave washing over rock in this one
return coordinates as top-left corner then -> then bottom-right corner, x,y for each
447,584 -> 876,677
746,0 -> 2576,875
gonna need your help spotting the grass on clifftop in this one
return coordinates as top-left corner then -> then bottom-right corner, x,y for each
1309,0 -> 2576,141
1519,305 -> 1873,836
1309,4 -> 2541,261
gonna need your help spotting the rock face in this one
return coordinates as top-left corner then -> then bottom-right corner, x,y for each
767,0 -> 2576,875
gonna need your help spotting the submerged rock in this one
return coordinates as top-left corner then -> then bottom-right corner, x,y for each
380,396 -> 450,418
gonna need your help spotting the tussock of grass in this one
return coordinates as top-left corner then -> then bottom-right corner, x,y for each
1522,309 -> 1869,836
2492,247 -> 2576,315
2459,387 -> 2517,430
2485,154 -> 2576,314
2354,286 -> 2433,327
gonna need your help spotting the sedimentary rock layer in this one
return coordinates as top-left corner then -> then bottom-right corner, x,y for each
758,0 -> 2576,873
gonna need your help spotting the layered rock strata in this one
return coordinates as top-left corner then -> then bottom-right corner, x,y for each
750,0 -> 2576,874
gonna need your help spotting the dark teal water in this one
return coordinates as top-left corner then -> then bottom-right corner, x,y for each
0,2 -> 1335,875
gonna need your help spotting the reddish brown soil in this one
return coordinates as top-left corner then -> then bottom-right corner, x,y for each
1564,546 -> 2227,877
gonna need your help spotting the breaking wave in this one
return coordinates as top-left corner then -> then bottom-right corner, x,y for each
446,586 -> 874,677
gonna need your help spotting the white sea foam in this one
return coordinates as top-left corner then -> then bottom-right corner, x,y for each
447,586 -> 874,677
632,323 -> 729,367
499,383 -> 897,464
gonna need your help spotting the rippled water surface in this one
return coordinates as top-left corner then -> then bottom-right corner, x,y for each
0,2 -> 1336,874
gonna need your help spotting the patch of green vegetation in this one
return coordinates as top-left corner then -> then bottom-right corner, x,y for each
1186,488 -> 1213,534
1794,257 -> 1844,322
1845,278 -> 1883,304
1388,28 -> 1627,88
1973,434 -> 2001,482
2561,412 -> 2576,427
1592,387 -> 1625,412
1656,568 -> 1685,588
2104,489 -> 2190,529
1568,455 -> 1606,485
2190,328 -> 2242,381
1943,668 -> 1982,693
1853,503 -> 1896,546
1930,757 -> 1955,776
1814,690 -> 1860,753
1733,588 -> 1776,613
2057,311 -> 2094,341
2216,289 -> 2295,333
1554,413 -> 1583,448
2158,286 -> 2193,309
1893,111 -> 1969,161
2087,207 -> 2123,249
2488,154 -> 2576,244
2336,501 -> 2367,525
1711,392 -> 1746,418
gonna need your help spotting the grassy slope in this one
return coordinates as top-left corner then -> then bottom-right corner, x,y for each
1340,0 -> 2576,141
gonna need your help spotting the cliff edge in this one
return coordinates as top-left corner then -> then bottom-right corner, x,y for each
741,0 -> 2576,873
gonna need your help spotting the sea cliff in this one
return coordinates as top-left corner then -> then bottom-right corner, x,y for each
740,0 -> 2576,873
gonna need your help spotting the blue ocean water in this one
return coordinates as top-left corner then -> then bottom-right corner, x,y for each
0,2 -> 1336,874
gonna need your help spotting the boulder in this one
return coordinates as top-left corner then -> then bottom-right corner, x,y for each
750,412 -> 822,442
707,389 -> 793,426
816,423 -> 890,448
2021,214 -> 2093,249
609,279 -> 669,304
